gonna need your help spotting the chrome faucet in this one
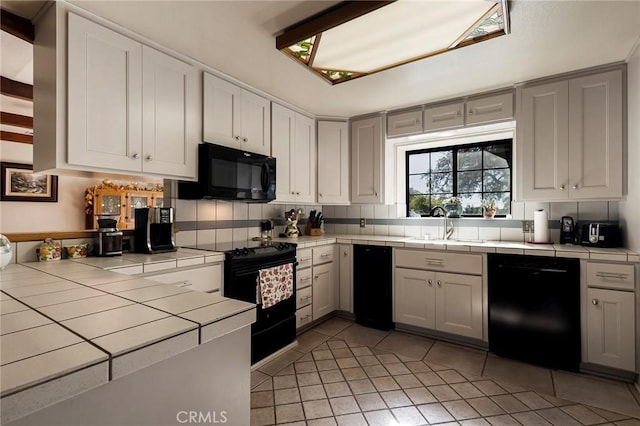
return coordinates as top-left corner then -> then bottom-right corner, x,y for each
429,206 -> 455,240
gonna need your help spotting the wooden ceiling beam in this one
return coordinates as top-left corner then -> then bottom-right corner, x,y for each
1,76 -> 33,101
276,1 -> 395,50
1,8 -> 34,43
1,130 -> 33,144
1,111 -> 32,128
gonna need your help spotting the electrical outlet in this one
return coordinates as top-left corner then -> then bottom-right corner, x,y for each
522,220 -> 534,232
360,218 -> 366,228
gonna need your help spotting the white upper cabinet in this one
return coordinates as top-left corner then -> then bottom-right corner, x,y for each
271,103 -> 316,204
68,12 -> 143,172
423,101 -> 465,132
351,116 -> 383,204
387,109 -> 422,137
317,121 -> 350,204
518,69 -> 623,201
203,73 -> 270,156
141,46 -> 197,178
466,92 -> 514,125
41,10 -> 197,179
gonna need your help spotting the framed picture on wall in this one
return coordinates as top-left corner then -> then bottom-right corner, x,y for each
0,162 -> 58,202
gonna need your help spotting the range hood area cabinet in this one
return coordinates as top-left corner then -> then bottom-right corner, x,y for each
203,73 -> 271,156
516,67 -> 623,201
386,91 -> 514,138
271,103 -> 316,204
34,6 -> 198,179
317,121 -> 350,205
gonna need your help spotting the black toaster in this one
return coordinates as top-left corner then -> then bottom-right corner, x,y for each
580,223 -> 622,248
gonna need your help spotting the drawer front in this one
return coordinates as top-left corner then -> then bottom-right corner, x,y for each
313,245 -> 334,265
297,248 -> 313,269
387,109 -> 422,137
297,267 -> 312,289
586,262 -> 635,291
296,305 -> 313,329
395,249 -> 482,275
466,92 -> 514,125
424,101 -> 464,131
296,286 -> 312,309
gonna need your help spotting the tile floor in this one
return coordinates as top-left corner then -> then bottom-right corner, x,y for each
250,317 -> 640,426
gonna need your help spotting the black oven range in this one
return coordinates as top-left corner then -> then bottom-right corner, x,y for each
223,241 -> 297,364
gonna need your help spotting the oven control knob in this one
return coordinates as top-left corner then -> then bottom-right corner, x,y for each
242,248 -> 250,255
233,248 -> 241,256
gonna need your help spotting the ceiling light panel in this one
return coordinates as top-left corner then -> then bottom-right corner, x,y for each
312,1 -> 493,72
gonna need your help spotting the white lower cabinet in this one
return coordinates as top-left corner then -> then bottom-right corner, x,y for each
338,244 -> 353,313
586,288 -> 635,371
296,305 -> 313,329
395,268 -> 483,339
312,262 -> 335,320
142,263 -> 222,293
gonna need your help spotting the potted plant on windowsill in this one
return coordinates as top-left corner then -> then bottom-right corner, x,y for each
482,199 -> 497,219
443,197 -> 462,218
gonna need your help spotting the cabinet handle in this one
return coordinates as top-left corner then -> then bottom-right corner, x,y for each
437,280 -> 442,287
300,276 -> 311,282
179,281 -> 192,287
145,155 -> 153,161
300,295 -> 312,301
456,111 -> 462,118
291,192 -> 295,195
428,279 -> 433,286
301,314 -> 311,320
559,185 -> 566,190
425,258 -> 444,265
319,193 -> 323,197
320,253 -> 331,258
297,192 -> 300,195
131,153 -> 140,159
595,272 -> 628,280
243,137 -> 248,142
300,257 -> 312,262
468,110 -> 474,115
592,299 -> 599,305
235,136 -> 241,141
343,251 -> 348,256
572,184 -> 579,190
415,119 -> 420,125
314,275 -> 319,279
374,191 -> 378,196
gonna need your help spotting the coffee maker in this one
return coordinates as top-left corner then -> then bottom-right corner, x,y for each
560,216 -> 576,244
134,207 -> 176,253
95,214 -> 123,256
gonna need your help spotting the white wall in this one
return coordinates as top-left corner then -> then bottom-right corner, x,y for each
619,41 -> 640,252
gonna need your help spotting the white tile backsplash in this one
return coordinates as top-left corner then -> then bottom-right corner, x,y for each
232,227 -> 248,241
403,225 -> 421,237
549,202 -> 578,220
175,199 -> 196,222
347,205 -> 361,218
478,227 -> 501,241
388,225 -> 404,236
322,206 -> 335,218
511,201 -> 525,220
334,224 -> 347,234
196,200 -> 216,221
608,201 -> 619,220
334,206 -> 347,218
500,227 -> 524,242
524,202 -> 550,220
346,224 -> 361,235
248,204 -> 262,220
175,230 -> 196,247
374,204 -> 390,218
360,205 -> 374,218
373,225 -> 389,236
577,201 -> 609,221
216,228 -> 233,243
457,226 -> 479,240
216,201 -> 233,221
421,226 -> 440,240
233,203 -> 248,221
196,229 -> 216,245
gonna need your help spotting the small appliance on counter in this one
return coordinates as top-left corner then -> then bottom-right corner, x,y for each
260,220 -> 273,240
580,222 -> 622,248
96,214 -> 123,256
560,216 -> 576,244
134,207 -> 176,253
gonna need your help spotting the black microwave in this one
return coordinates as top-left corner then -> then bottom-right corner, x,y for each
178,143 -> 276,202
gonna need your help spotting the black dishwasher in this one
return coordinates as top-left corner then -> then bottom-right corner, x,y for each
353,245 -> 393,330
488,254 -> 580,371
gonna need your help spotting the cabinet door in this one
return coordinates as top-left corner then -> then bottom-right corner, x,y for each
466,92 -> 513,125
586,288 -> 635,371
518,81 -> 569,201
435,272 -> 483,339
394,268 -> 435,329
317,121 -> 350,204
423,102 -> 464,131
203,73 -> 242,147
312,262 -> 335,320
67,13 -> 142,172
271,103 -> 295,202
568,70 -> 623,199
241,90 -> 271,156
351,116 -> 383,203
387,109 -> 422,137
338,245 -> 353,313
142,47 -> 197,178
292,113 -> 316,203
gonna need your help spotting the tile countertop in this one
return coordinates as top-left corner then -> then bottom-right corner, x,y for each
277,234 -> 640,262
0,248 -> 254,422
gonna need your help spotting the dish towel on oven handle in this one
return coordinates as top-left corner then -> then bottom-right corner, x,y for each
257,263 -> 294,309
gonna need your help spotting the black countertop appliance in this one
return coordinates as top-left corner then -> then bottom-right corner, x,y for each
560,216 -> 576,244
580,222 -> 622,248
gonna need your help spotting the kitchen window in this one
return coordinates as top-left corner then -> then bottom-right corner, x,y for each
406,139 -> 512,217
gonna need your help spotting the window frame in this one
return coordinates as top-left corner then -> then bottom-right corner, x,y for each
406,138 -> 513,218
